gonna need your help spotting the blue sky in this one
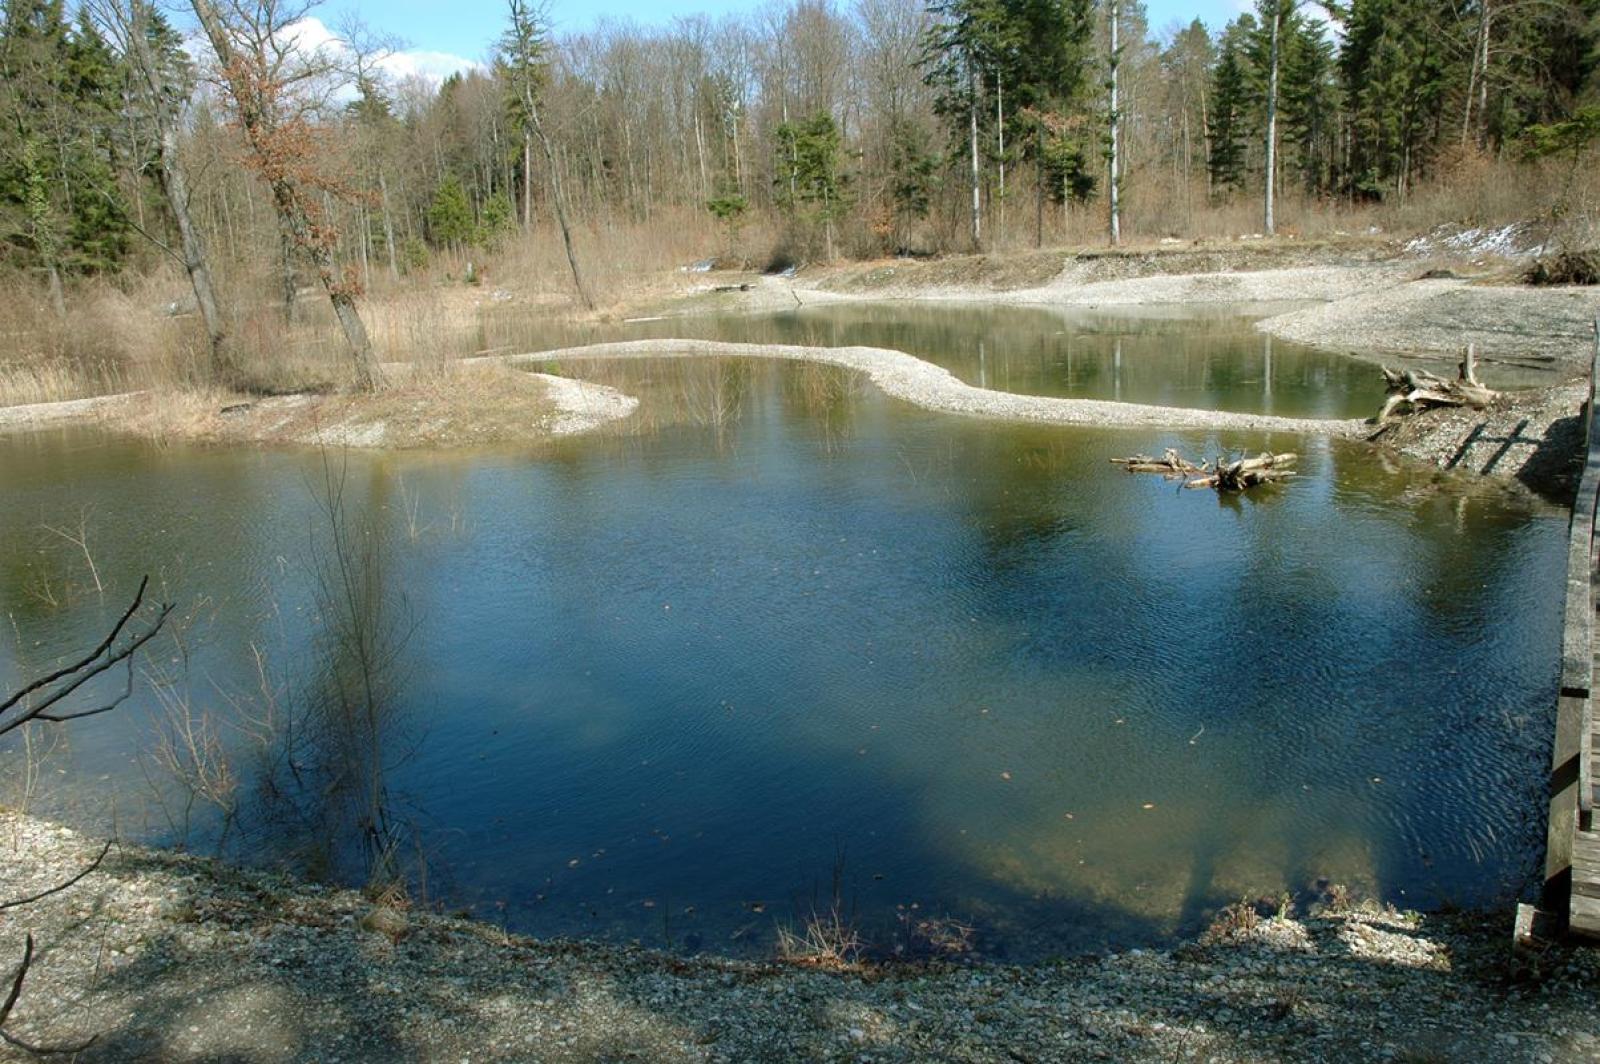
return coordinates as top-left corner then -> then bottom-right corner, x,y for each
315,0 -> 1244,79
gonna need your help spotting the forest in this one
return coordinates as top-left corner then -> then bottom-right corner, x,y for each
0,0 -> 1597,392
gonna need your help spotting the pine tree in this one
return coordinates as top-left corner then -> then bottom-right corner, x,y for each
1279,14 -> 1338,194
1208,30 -> 1252,194
0,1 -> 133,291
427,178 -> 476,251
773,112 -> 852,259
886,116 -> 938,251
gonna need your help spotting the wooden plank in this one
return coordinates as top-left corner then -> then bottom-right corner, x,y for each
1571,892 -> 1600,938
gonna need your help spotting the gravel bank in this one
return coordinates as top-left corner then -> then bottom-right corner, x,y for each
506,340 -> 1368,436
910,264 -> 1404,308
767,245 -> 1597,376
534,372 -> 640,436
1368,379 -> 1589,500
1260,280 -> 1599,370
1,814 -> 1597,1063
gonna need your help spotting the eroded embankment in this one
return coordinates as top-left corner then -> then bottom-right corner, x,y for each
501,339 -> 1369,436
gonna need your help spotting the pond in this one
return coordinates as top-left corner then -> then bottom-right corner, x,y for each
482,300 -> 1384,419
0,304 -> 1565,960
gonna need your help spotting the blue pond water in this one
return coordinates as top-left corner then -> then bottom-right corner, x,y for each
0,306 -> 1566,960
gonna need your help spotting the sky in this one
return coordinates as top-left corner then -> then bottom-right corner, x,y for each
313,0 -> 1246,85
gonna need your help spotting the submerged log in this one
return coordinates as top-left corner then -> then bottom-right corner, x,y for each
1114,449 -> 1296,492
1376,345 -> 1499,422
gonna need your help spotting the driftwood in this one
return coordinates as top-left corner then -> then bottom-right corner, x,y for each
1113,449 -> 1296,492
1184,453 -> 1297,491
1377,343 -> 1498,422
1109,448 -> 1209,477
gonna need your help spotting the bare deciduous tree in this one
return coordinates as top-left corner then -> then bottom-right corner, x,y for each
188,0 -> 383,390
502,0 -> 593,310
93,0 -> 234,382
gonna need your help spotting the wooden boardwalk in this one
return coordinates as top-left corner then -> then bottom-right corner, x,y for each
1548,319 -> 1600,940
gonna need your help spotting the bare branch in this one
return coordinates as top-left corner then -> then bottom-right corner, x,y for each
0,936 -> 29,1032
0,842 -> 114,913
0,577 -> 149,718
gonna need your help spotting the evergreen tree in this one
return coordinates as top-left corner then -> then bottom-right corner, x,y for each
1208,29 -> 1252,194
886,115 -> 938,250
773,112 -> 852,258
1340,0 -> 1453,197
0,0 -> 132,289
1279,14 -> 1338,194
427,178 -> 476,250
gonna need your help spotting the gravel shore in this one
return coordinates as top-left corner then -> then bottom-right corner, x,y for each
1367,379 -> 1589,500
1,814 -> 1597,1063
768,245 -> 1598,375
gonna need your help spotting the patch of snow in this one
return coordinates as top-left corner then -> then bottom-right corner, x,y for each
1405,221 -> 1545,259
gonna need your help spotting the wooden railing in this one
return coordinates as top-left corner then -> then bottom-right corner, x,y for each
1578,320 -> 1600,831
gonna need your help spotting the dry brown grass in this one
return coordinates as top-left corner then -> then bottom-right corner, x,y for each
775,906 -> 865,970
0,274 -> 197,405
112,360 -> 557,449
965,151 -> 1599,251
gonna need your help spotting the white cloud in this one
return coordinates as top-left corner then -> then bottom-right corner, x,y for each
286,17 -> 482,88
378,48 -> 483,84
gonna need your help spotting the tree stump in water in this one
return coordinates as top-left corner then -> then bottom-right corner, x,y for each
1376,345 -> 1498,423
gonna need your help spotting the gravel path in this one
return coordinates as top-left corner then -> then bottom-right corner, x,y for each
0,392 -> 140,433
504,340 -> 1368,437
920,264 -> 1405,308
1,814 -> 1597,1063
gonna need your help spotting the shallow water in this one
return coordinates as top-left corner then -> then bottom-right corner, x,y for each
483,300 -> 1383,419
0,312 -> 1566,960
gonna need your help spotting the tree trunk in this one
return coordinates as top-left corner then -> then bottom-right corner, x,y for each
130,0 -> 229,378
969,62 -> 982,250
280,229 -> 297,324
1035,129 -> 1044,250
379,173 -> 399,281
531,104 -> 594,311
190,0 -> 380,391
45,261 -> 65,319
996,72 -> 1005,247
1264,1 -> 1282,236
1108,0 -> 1122,246
522,130 -> 534,228
157,122 -> 229,377
1476,1 -> 1492,149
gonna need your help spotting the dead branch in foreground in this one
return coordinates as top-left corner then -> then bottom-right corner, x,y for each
0,575 -> 172,739
1113,449 -> 1297,492
1,576 -> 169,1053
